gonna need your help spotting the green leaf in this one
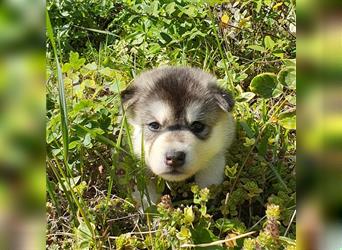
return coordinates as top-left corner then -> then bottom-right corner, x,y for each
184,5 -> 198,17
264,0 -> 272,7
189,29 -> 206,40
264,35 -> 275,50
69,140 -> 79,149
62,63 -> 72,73
100,67 -> 116,78
160,32 -> 173,44
250,73 -> 279,98
75,220 -> 95,249
109,80 -> 126,93
83,133 -> 92,148
236,92 -> 255,102
83,79 -> 96,88
277,67 -> 296,90
286,95 -> 296,105
69,51 -> 86,71
279,236 -> 296,246
224,164 -> 238,178
283,59 -> 296,67
256,0 -> 262,12
257,126 -> 271,157
247,45 -> 266,52
215,218 -> 235,233
58,176 -> 81,191
84,62 -> 97,71
205,0 -> 226,7
278,111 -> 296,130
239,121 -> 255,138
272,81 -> 284,98
131,34 -> 144,45
146,1 -> 159,16
273,52 -> 284,58
148,43 -> 161,54
191,226 -> 223,250
165,2 -> 176,15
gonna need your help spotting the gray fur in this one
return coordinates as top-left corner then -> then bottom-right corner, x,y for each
121,66 -> 235,204
121,66 -> 234,128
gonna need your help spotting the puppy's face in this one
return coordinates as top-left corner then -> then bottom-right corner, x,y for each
121,67 -> 234,182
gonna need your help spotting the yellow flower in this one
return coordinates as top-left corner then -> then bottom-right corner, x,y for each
221,14 -> 230,25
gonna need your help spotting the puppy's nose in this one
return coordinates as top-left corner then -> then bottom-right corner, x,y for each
165,151 -> 186,168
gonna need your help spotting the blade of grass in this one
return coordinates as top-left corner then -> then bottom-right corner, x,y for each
284,209 -> 296,237
74,124 -> 130,155
139,128 -> 152,209
207,6 -> 234,91
115,79 -> 134,153
46,177 -> 61,217
269,163 -> 289,192
47,161 -> 77,223
181,231 -> 256,248
47,11 -> 69,165
72,24 -> 120,37
106,116 -> 126,200
115,79 -> 151,208
52,156 -> 97,240
47,10 -> 98,247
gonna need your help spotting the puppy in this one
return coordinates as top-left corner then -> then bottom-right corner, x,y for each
121,66 -> 235,204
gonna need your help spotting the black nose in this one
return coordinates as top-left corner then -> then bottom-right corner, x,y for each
165,151 -> 186,168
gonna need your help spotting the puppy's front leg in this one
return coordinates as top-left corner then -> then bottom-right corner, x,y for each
132,177 -> 161,210
194,153 -> 226,188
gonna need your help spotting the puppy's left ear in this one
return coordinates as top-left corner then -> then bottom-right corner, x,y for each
120,85 -> 138,109
212,86 -> 235,112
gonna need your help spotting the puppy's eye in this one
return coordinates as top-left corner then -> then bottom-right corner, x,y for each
190,121 -> 206,133
148,122 -> 161,131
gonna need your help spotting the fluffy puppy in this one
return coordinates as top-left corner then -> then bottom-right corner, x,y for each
121,66 -> 235,202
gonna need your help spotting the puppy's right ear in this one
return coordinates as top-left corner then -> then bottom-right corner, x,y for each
211,86 -> 235,112
120,85 -> 138,109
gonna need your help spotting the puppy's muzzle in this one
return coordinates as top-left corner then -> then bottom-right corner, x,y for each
165,150 -> 186,168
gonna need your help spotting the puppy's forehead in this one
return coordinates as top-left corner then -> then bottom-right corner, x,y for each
135,67 -> 216,118
185,101 -> 205,122
134,66 -> 217,89
145,100 -> 172,124
185,100 -> 223,125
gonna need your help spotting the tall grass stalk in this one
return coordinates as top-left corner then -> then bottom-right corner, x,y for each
207,6 -> 234,91
106,112 -> 126,201
51,157 -> 97,240
48,160 -> 77,224
47,10 -> 98,245
46,177 -> 61,216
46,11 -> 69,165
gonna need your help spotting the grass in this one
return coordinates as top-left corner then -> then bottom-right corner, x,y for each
46,0 -> 296,249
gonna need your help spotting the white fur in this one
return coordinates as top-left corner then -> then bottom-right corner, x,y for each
147,130 -> 196,181
195,113 -> 235,187
131,100 -> 172,156
132,112 -> 235,205
126,67 -> 236,207
195,153 -> 226,187
147,100 -> 171,125
185,101 -> 205,123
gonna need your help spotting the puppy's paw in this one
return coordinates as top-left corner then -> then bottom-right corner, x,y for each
132,183 -> 161,212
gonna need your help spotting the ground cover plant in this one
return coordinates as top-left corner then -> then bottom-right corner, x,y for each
46,0 -> 296,249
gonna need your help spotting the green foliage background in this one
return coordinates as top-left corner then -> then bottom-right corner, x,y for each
47,0 -> 296,249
